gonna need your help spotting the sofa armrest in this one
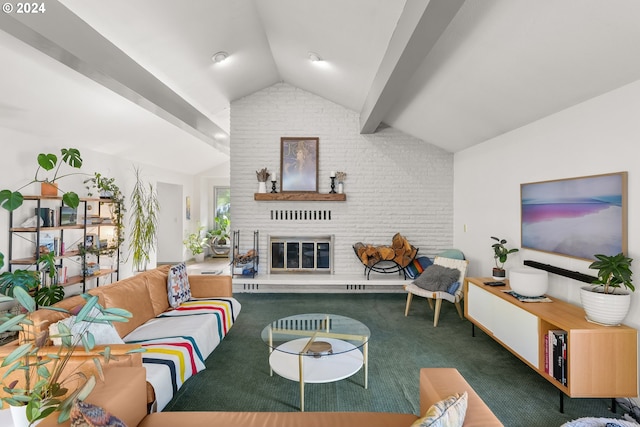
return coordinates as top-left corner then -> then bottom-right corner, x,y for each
188,274 -> 233,297
0,343 -> 143,409
39,367 -> 148,427
419,368 -> 503,427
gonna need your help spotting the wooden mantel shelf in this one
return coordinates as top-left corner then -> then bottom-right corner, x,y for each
254,192 -> 346,201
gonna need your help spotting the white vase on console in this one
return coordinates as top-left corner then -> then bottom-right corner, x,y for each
258,182 -> 267,193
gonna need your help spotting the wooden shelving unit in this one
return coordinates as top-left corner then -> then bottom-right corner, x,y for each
7,195 -> 121,293
254,192 -> 346,201
464,277 -> 637,403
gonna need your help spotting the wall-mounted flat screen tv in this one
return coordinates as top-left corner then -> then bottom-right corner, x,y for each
521,172 -> 627,261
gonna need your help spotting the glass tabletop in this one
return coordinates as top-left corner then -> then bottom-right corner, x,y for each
261,313 -> 370,356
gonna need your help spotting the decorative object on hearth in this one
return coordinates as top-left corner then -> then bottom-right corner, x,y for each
353,233 -> 418,279
581,252 -> 634,326
490,236 -> 519,279
232,230 -> 259,277
256,168 -> 270,193
0,147 -> 84,212
336,171 -> 346,194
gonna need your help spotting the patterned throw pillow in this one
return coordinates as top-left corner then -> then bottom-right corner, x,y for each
70,400 -> 128,427
167,262 -> 192,308
412,392 -> 468,427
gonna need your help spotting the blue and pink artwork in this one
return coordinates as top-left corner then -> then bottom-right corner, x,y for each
521,172 -> 627,260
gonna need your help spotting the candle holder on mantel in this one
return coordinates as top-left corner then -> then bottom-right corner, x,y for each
329,176 -> 336,194
271,180 -> 278,193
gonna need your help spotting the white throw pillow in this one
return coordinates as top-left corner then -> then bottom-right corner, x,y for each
411,392 -> 468,427
49,307 -> 124,346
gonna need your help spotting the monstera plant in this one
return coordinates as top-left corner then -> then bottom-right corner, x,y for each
0,148 -> 84,212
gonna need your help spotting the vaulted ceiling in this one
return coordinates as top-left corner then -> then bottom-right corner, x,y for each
2,0 -> 640,173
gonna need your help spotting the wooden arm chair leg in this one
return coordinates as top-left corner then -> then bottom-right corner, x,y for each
427,298 -> 434,310
404,293 -> 413,316
433,298 -> 443,327
454,301 -> 464,319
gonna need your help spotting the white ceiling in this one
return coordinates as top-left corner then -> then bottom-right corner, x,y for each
2,0 -> 640,173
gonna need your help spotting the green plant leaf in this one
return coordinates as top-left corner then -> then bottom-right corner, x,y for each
0,189 -> 24,211
61,148 -> 83,168
1,343 -> 33,367
62,191 -> 80,209
37,153 -> 58,171
13,286 -> 36,313
82,332 -> 95,351
76,375 -> 96,401
76,295 -> 99,322
0,313 -> 27,334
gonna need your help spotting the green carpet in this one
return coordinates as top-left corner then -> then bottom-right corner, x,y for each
165,293 -> 626,426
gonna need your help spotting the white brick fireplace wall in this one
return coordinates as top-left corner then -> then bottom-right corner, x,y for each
230,83 -> 453,277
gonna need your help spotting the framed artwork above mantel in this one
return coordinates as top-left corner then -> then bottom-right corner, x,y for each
280,137 -> 318,192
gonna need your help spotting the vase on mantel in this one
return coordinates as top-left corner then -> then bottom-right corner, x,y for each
337,182 -> 344,194
258,182 -> 267,193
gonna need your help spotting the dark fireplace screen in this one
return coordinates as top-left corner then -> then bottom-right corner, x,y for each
269,236 -> 332,273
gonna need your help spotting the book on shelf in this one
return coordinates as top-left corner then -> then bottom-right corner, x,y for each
38,232 -> 55,256
548,329 -> 567,385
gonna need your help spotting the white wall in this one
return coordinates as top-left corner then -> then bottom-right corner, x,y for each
231,83 -> 454,274
454,79 -> 640,329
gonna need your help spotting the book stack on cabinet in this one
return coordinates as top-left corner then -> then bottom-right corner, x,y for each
545,330 -> 567,386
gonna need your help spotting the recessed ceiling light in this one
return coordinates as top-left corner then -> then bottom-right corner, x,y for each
211,51 -> 229,64
308,52 -> 322,62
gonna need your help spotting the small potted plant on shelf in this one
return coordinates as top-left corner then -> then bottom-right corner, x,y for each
207,215 -> 231,256
0,148 -> 84,212
580,252 -> 634,326
0,252 -> 134,426
183,225 -> 208,262
490,236 -> 519,280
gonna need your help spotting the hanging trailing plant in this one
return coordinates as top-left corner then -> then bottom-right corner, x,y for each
128,166 -> 159,271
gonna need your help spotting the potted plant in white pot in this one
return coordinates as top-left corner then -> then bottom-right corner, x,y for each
581,252 -> 634,326
490,236 -> 519,280
184,225 -> 207,262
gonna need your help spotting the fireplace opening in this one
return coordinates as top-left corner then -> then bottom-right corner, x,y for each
269,235 -> 334,273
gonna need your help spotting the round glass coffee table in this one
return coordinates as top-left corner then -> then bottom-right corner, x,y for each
261,313 -> 370,411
